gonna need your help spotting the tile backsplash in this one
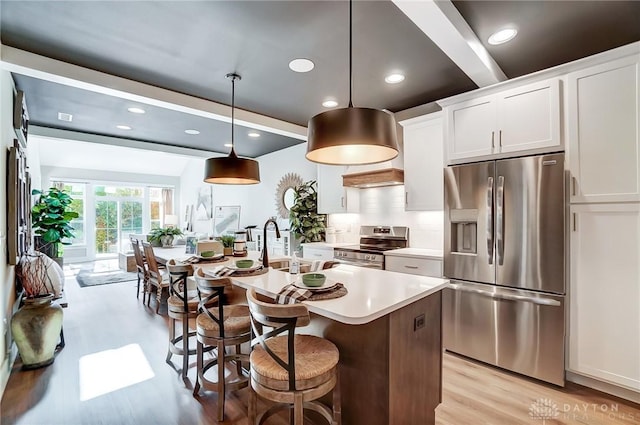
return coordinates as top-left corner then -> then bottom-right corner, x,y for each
328,185 -> 443,250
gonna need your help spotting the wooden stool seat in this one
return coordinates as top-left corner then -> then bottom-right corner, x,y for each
167,292 -> 199,314
251,335 -> 338,392
196,304 -> 251,337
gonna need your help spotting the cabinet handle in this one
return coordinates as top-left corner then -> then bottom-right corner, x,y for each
405,191 -> 408,205
314,254 -> 322,257
572,213 -> 577,232
341,196 -> 344,208
572,177 -> 577,196
491,131 -> 495,150
404,265 -> 419,269
499,130 -> 502,148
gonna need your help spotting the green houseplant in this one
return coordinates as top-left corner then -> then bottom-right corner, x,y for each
148,227 -> 183,247
31,187 -> 79,264
219,235 -> 235,256
289,180 -> 326,244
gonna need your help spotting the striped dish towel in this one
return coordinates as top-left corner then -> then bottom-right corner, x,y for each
276,284 -> 312,304
204,265 -> 263,277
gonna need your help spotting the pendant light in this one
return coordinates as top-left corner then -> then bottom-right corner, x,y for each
204,73 -> 261,184
306,0 -> 399,165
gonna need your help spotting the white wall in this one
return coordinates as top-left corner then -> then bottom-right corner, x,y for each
180,143 -> 316,232
328,185 -> 444,250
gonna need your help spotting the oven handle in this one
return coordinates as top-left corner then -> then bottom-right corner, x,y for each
333,258 -> 383,269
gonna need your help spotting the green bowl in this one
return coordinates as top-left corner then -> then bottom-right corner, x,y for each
200,250 -> 216,258
302,273 -> 326,287
235,259 -> 254,269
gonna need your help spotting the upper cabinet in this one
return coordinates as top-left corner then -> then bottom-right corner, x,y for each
317,165 -> 359,214
444,78 -> 562,163
400,112 -> 444,211
567,55 -> 640,203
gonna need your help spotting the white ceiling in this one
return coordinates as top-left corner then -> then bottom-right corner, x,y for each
34,136 -> 193,177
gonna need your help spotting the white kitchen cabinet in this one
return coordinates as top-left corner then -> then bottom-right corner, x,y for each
568,203 -> 640,391
567,55 -> 640,203
385,255 -> 442,277
446,78 -> 561,162
317,165 -> 358,214
302,245 -> 335,261
254,229 -> 294,257
401,112 -> 444,211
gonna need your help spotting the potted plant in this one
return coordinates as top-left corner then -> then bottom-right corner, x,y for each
219,235 -> 235,256
289,180 -> 326,248
31,187 -> 79,267
148,227 -> 184,247
12,252 -> 65,369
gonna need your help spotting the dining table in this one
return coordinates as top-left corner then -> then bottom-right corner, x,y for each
152,245 -> 449,425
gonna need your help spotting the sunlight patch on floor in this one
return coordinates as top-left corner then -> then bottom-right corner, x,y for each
79,343 -> 154,401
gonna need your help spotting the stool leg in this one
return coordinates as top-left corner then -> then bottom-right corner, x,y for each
166,318 -> 174,364
182,317 -> 189,380
217,339 -> 226,421
136,275 -> 140,299
193,339 -> 202,396
293,392 -> 304,425
235,344 -> 243,377
333,370 -> 342,425
248,382 -> 257,425
155,286 -> 162,314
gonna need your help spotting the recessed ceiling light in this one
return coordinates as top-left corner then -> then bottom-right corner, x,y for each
322,99 -> 339,108
185,129 -> 200,135
385,73 -> 405,84
127,107 -> 145,114
248,131 -> 260,138
57,112 -> 73,122
116,125 -> 132,130
488,28 -> 517,45
289,58 -> 315,73
224,143 -> 233,148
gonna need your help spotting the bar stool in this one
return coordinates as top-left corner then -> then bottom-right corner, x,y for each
142,241 -> 170,313
246,288 -> 341,425
165,260 -> 199,381
192,268 -> 251,421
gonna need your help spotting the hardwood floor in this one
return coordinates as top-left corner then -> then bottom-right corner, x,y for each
2,260 -> 639,425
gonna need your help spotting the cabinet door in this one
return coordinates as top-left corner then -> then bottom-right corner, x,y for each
568,56 -> 640,203
403,114 -> 444,211
446,96 -> 496,161
569,203 -> 640,391
497,78 -> 561,153
317,165 -> 347,213
385,256 -> 442,277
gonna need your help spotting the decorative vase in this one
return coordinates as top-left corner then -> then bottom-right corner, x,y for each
11,294 -> 63,369
160,235 -> 174,247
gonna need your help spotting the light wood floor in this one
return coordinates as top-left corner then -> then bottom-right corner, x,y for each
1,260 -> 639,425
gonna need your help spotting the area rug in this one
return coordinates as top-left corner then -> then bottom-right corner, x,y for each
76,270 -> 138,288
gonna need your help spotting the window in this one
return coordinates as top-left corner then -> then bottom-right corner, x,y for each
57,182 -> 86,246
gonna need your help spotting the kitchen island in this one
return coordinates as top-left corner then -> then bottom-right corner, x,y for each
155,248 -> 448,424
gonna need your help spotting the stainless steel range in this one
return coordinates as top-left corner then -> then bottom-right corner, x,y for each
334,226 -> 409,269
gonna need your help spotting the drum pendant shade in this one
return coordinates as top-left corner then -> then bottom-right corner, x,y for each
305,0 -> 399,165
204,73 -> 261,185
306,107 -> 398,165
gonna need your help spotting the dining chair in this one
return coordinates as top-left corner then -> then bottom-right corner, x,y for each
192,267 -> 251,421
141,241 -> 170,313
246,288 -> 341,425
130,237 -> 148,301
165,260 -> 199,381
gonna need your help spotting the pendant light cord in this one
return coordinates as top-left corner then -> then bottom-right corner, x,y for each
348,0 -> 353,108
230,76 -> 236,157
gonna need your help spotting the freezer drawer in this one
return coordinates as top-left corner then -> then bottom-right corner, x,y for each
443,281 -> 565,386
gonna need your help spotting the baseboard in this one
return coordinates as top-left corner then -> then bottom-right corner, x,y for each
567,371 -> 640,404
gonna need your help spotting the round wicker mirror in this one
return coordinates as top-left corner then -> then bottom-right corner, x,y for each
275,173 -> 303,219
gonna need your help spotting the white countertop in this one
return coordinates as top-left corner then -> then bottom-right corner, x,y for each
155,247 -> 448,325
384,248 -> 444,260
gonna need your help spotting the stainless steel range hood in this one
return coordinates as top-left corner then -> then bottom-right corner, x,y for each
342,168 -> 404,188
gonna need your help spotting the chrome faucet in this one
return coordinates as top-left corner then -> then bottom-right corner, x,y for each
261,219 -> 281,268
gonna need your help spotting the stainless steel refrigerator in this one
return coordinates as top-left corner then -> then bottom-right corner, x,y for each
443,152 -> 565,386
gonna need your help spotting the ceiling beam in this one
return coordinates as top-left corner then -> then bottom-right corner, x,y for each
0,44 -> 308,141
392,0 -> 507,87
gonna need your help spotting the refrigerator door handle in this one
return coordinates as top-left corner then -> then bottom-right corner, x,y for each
496,175 -> 505,265
449,284 -> 561,307
487,177 -> 494,264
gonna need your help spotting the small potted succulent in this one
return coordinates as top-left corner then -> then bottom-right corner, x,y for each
219,235 -> 235,256
148,227 -> 184,247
